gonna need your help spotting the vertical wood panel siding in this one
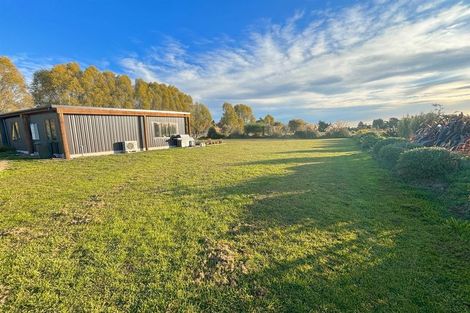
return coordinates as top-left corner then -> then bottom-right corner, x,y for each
0,118 -> 7,146
64,114 -> 143,156
29,112 -> 63,154
2,117 -> 28,151
146,116 -> 187,148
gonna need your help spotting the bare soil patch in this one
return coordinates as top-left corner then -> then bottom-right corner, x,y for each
0,161 -> 8,171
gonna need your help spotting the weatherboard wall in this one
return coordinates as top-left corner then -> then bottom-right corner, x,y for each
63,114 -> 189,157
63,114 -> 144,156
146,116 -> 187,149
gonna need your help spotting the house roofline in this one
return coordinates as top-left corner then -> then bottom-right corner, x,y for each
0,105 -> 190,119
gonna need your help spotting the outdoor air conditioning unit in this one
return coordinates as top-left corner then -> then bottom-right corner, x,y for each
123,141 -> 138,153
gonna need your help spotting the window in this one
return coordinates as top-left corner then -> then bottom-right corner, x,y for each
154,123 -> 162,137
153,122 -> 178,137
169,123 -> 177,135
45,119 -> 58,141
30,123 -> 40,141
161,123 -> 168,137
11,122 -> 20,141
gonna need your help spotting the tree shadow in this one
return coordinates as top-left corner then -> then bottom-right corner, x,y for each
192,146 -> 464,312
278,146 -> 358,155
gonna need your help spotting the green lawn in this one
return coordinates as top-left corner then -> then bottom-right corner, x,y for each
0,139 -> 468,312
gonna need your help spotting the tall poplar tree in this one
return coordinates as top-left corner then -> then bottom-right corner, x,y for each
0,56 -> 33,112
134,78 -> 150,109
219,102 -> 242,135
30,62 -> 194,112
114,75 -> 134,108
190,103 -> 212,138
234,104 -> 255,125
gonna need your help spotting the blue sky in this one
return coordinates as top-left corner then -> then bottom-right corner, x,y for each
1,0 -> 469,123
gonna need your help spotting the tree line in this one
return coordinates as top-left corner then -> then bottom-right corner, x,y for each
31,63 -> 193,112
355,105 -> 446,139
1,56 -> 352,139
0,56 -> 193,113
201,102 -> 351,139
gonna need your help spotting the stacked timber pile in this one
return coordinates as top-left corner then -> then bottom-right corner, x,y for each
414,113 -> 470,153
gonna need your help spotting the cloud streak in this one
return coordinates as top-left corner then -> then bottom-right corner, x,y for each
120,1 -> 470,122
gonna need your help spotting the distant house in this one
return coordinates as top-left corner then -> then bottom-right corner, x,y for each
0,105 -> 191,159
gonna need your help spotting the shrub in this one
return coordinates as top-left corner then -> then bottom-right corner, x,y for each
372,137 -> 407,156
207,126 -> 224,139
325,128 -> 351,138
325,122 -> 351,138
354,129 -> 381,138
244,123 -> 266,137
397,112 -> 440,139
396,147 -> 461,180
377,142 -> 421,169
359,133 -> 382,150
294,130 -> 320,139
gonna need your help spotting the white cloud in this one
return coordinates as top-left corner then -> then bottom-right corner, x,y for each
120,58 -> 160,82
120,1 -> 470,121
9,54 -> 56,83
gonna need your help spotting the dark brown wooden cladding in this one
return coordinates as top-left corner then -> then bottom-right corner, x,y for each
20,114 -> 34,154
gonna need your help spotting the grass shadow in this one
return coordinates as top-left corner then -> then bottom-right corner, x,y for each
194,143 -> 468,312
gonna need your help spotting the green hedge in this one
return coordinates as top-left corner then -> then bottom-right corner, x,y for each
325,128 -> 351,138
359,133 -> 382,150
377,142 -> 421,169
396,147 -> 461,180
372,137 -> 407,156
294,130 -> 321,139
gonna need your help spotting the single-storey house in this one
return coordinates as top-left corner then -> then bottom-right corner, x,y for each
0,105 -> 191,159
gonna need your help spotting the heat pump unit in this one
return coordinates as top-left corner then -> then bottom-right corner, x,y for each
123,141 -> 138,153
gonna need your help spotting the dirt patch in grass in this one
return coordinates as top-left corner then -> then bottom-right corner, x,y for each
228,222 -> 256,236
195,239 -> 249,286
0,161 -> 8,171
0,227 -> 46,242
0,284 -> 10,305
50,210 -> 94,225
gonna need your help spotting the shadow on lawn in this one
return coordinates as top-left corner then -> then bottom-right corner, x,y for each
194,145 -> 460,312
277,144 -> 357,155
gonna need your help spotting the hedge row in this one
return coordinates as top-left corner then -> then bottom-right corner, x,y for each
355,132 -> 462,181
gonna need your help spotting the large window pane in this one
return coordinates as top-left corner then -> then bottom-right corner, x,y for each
45,119 -> 58,141
50,120 -> 58,140
153,123 -> 161,137
11,122 -> 20,141
30,123 -> 40,140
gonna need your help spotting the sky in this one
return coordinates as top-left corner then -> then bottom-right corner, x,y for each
1,0 -> 469,123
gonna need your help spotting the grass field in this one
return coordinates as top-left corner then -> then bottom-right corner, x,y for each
0,139 -> 468,312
